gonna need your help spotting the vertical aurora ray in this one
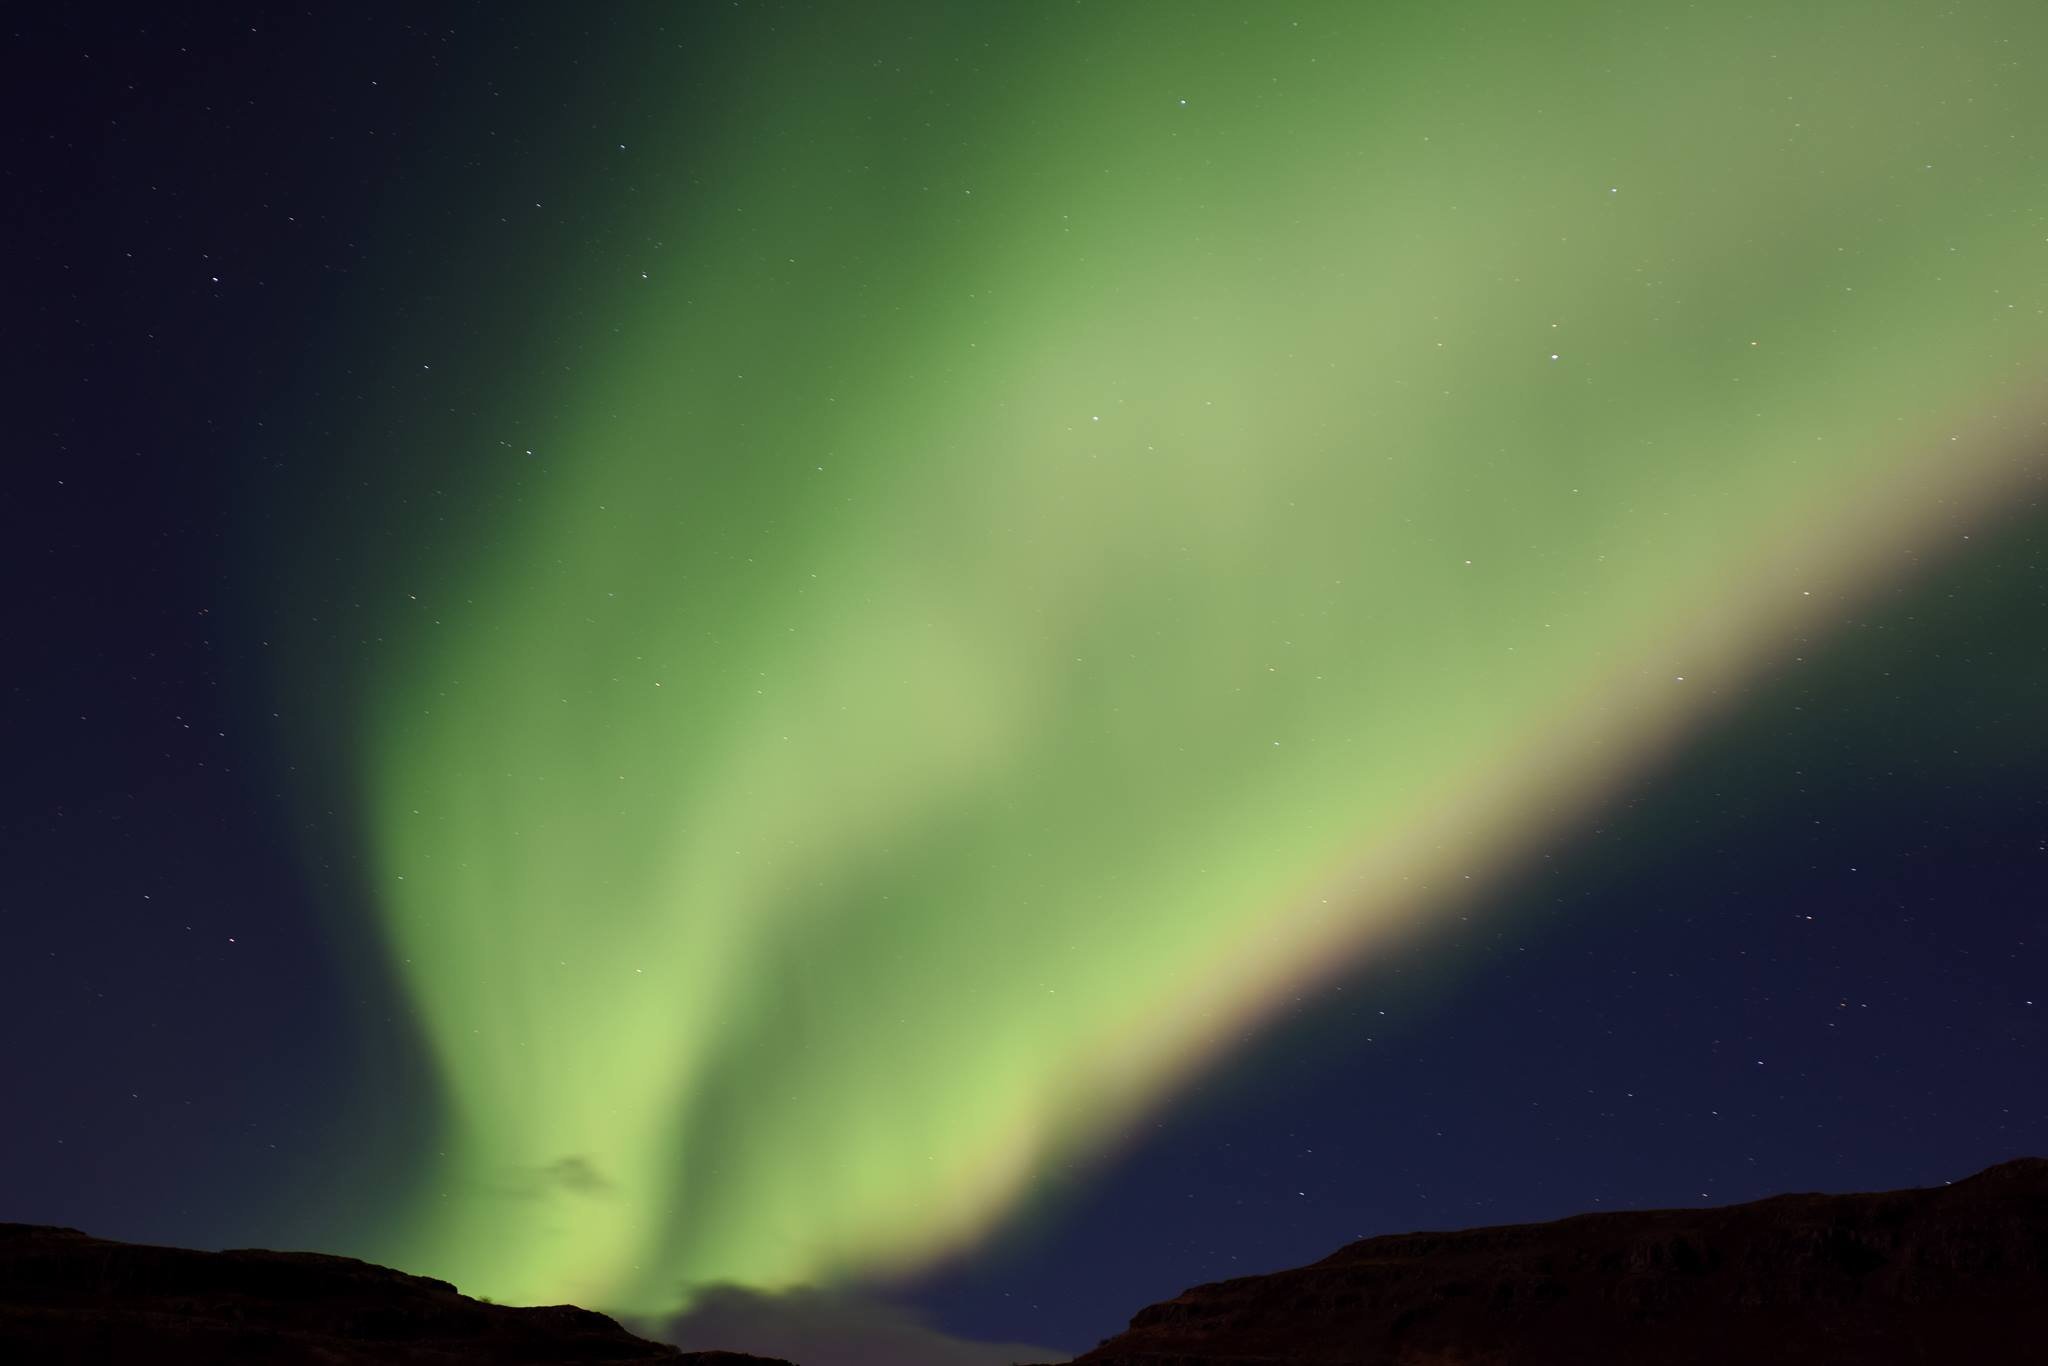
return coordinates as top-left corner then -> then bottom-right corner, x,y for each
317,0 -> 2048,1315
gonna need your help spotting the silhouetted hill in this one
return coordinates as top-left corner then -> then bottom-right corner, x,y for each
9,1160 -> 2044,1364
1051,1157 -> 2048,1365
0,1222 -> 790,1365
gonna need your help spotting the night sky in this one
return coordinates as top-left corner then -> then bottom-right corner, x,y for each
5,5 -> 2046,1364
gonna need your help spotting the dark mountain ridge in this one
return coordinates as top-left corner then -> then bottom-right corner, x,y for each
0,1221 -> 787,1365
1052,1156 -> 2048,1364
5,1158 -> 2043,1364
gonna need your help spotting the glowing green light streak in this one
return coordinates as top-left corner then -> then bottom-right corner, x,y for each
331,0 -> 2048,1314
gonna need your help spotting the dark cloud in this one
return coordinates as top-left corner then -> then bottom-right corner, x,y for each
538,1156 -> 612,1196
649,1283 -> 1068,1366
480,1155 -> 616,1202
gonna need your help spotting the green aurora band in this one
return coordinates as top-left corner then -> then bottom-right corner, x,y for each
327,0 -> 2048,1316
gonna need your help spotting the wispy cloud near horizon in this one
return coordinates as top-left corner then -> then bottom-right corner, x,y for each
648,1282 -> 1069,1366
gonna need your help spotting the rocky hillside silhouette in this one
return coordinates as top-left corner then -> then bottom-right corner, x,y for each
1052,1157 -> 2048,1365
0,1222 -> 791,1365
8,1159 -> 2044,1364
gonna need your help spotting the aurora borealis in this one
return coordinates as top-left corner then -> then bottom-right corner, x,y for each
5,2 -> 2046,1360
326,0 -> 2048,1316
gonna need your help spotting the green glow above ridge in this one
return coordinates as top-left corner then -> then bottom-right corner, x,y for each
332,0 -> 2048,1315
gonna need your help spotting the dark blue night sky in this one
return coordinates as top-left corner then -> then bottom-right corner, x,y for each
4,7 -> 2043,1361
